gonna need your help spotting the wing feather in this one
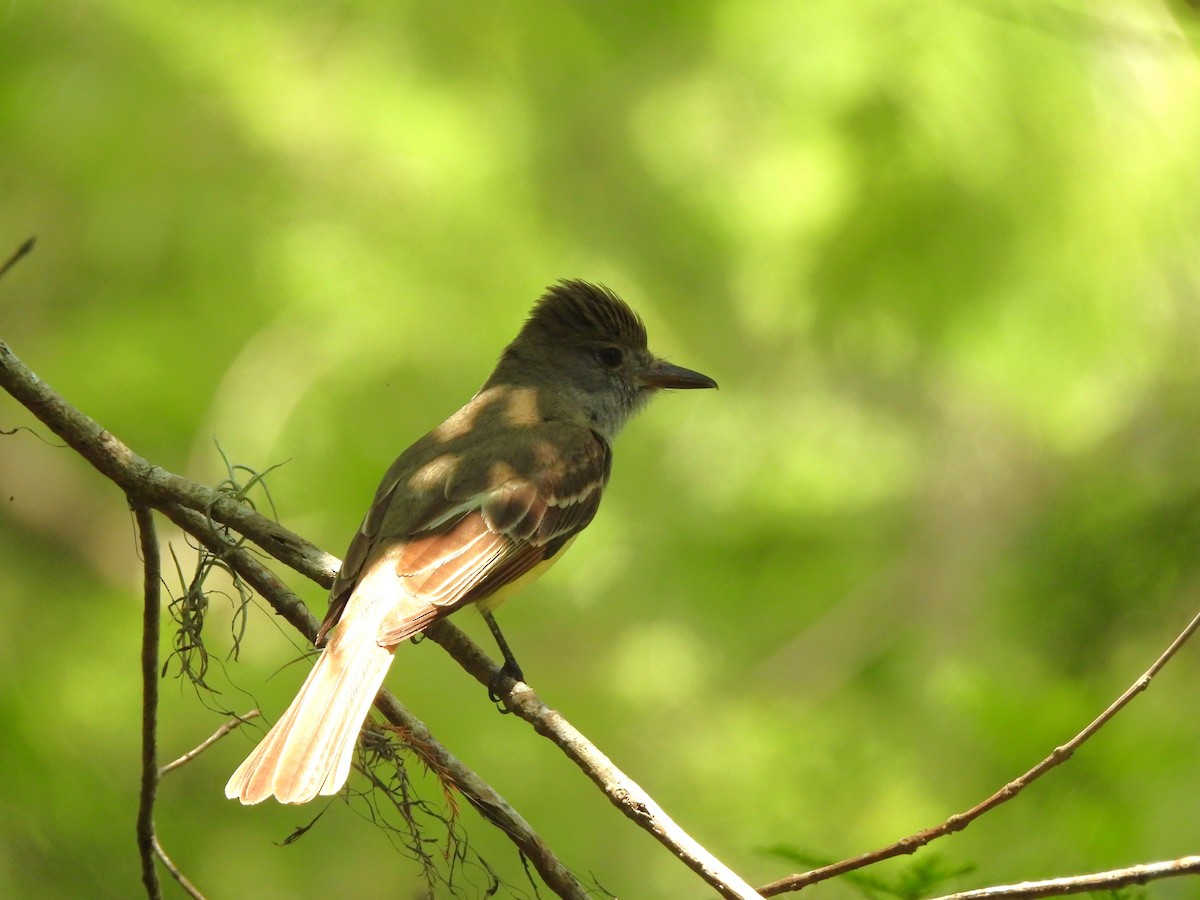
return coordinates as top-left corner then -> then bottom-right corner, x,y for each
320,424 -> 611,648
372,431 -> 609,646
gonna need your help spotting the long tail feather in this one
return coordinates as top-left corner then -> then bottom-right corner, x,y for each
225,588 -> 398,805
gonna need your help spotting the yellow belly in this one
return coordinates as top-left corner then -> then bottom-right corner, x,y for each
475,535 -> 578,613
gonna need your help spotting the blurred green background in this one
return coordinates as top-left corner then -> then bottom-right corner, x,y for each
3,1 -> 1200,897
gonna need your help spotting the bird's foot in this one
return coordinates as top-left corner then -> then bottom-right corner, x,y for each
487,659 -> 525,713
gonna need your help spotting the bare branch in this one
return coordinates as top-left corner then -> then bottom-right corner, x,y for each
758,606 -> 1200,895
0,334 -> 756,897
152,835 -> 205,900
159,711 -> 262,778
133,503 -> 163,900
0,236 -> 35,281
425,623 -> 765,900
0,338 -> 335,581
1,337 -> 584,895
928,854 -> 1200,899
157,501 -> 589,899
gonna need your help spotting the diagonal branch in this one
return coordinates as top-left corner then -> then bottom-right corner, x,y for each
0,339 -> 334,580
152,835 -> 205,900
0,236 -> 36,280
1,337 -> 584,897
758,606 -> 1200,895
1,333 -> 759,898
157,501 -> 587,898
159,711 -> 261,778
425,623 -> 765,900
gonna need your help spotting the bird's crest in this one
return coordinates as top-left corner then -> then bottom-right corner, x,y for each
523,280 -> 647,348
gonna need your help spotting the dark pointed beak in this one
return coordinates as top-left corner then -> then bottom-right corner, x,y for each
641,359 -> 718,391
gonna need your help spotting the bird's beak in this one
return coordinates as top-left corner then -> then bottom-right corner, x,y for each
640,359 -> 718,391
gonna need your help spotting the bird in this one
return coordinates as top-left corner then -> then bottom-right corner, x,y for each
225,279 -> 717,804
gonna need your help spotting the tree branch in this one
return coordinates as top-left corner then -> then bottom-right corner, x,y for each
758,606 -> 1200,895
0,236 -> 35,280
159,711 -> 261,778
426,623 -> 765,900
928,854 -> 1200,899
133,502 -> 163,900
1,337 -> 586,897
157,501 -> 589,898
152,835 -> 205,900
1,333 -> 759,898
0,338 -> 334,581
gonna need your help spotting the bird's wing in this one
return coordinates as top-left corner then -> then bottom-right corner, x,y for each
317,426 -> 611,648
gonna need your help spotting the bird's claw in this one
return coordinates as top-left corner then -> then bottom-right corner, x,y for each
487,660 -> 525,713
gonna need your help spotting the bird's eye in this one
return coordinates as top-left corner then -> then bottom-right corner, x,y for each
594,346 -> 624,369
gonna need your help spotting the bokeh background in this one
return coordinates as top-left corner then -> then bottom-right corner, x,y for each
3,1 -> 1200,897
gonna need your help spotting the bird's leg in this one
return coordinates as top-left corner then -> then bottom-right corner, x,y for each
481,609 -> 524,708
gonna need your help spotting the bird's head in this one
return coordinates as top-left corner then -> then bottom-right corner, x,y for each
488,280 -> 717,439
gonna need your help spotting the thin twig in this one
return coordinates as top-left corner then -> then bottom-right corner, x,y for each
0,236 -> 35,281
159,711 -> 261,777
153,835 -> 205,900
758,606 -> 1200,896
133,503 -> 163,900
928,854 -> 1200,899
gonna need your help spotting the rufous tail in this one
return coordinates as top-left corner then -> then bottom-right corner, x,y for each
224,591 -> 396,805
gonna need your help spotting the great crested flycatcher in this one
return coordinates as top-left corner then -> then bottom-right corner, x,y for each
225,279 -> 716,805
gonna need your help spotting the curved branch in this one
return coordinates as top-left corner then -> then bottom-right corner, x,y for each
758,606 -> 1200,895
928,854 -> 1200,899
1,338 -> 585,898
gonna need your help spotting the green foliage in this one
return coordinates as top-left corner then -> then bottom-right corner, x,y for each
3,1 -> 1200,897
1104,890 -> 1148,900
